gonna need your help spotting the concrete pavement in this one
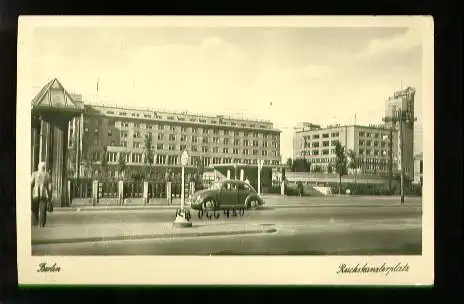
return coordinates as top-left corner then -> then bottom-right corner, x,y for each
31,222 -> 277,245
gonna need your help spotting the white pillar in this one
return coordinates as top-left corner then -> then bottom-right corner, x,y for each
143,181 -> 149,205
118,180 -> 124,205
240,169 -> 244,181
227,170 -> 231,179
181,166 -> 185,211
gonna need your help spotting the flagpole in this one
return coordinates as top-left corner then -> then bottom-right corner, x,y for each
96,78 -> 99,105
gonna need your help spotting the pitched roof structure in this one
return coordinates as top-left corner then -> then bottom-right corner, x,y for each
31,78 -> 84,113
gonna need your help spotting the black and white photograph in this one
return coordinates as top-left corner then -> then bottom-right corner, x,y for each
17,16 -> 434,285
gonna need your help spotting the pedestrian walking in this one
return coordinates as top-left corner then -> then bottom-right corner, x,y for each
31,161 -> 52,227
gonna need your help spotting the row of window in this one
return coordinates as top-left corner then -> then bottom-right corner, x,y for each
91,151 -> 279,166
299,148 -> 390,157
103,110 -> 271,129
110,125 -> 279,139
299,157 -> 390,165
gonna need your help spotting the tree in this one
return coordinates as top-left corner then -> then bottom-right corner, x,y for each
118,152 -> 126,178
327,163 -> 334,174
286,158 -> 293,172
144,133 -> 154,178
334,141 -> 348,195
347,149 -> 359,185
100,146 -> 108,178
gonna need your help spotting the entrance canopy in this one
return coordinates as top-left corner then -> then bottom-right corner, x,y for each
31,78 -> 84,118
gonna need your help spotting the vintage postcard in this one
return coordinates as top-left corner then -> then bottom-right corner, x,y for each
17,16 -> 434,285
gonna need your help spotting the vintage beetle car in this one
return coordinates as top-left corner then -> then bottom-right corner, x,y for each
188,179 -> 265,219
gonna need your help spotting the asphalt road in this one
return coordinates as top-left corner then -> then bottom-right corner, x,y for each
33,198 -> 422,256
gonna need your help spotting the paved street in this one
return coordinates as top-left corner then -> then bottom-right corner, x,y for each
32,196 -> 422,256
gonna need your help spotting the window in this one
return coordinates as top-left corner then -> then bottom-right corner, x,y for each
213,147 -> 219,153
133,131 -> 140,138
234,139 -> 240,145
180,144 -> 186,151
121,131 -> 128,138
234,131 -> 240,136
224,130 -> 229,135
263,141 -> 268,148
192,136 -> 198,143
322,141 -> 330,147
322,133 -> 329,138
169,144 -> 175,151
312,142 -> 319,148
244,132 -> 249,137
243,149 -> 249,155
159,125 -> 164,130
202,147 -> 208,153
192,128 -> 198,133
157,144 -> 163,150
213,129 -> 219,135
110,140 -> 115,146
107,152 -> 117,163
359,140 -> 364,145
158,134 -> 164,140
121,141 -> 127,147
92,152 -> 100,162
213,137 -> 219,143
313,134 -> 319,139
191,146 -> 198,152
262,150 -> 268,156
233,148 -> 239,154
253,140 -> 258,147
223,138 -> 229,145
253,132 -> 258,137
272,151 -> 278,157
202,138 -> 208,144
133,142 -> 140,149
243,140 -> 249,146
181,127 -> 186,132
169,135 -> 176,141
131,153 -> 142,163
252,149 -> 258,155
223,148 -> 229,154
170,126 -> 176,132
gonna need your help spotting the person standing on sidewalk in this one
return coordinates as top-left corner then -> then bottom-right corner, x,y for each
31,161 -> 52,227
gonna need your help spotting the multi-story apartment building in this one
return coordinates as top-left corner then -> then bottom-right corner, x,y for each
293,122 -> 399,175
68,101 -> 282,178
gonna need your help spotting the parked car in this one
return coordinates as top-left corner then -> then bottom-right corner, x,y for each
188,179 -> 265,219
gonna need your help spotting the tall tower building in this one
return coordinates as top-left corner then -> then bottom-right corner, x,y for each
383,86 -> 416,179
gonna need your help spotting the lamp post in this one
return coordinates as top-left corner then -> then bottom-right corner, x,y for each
258,159 -> 263,196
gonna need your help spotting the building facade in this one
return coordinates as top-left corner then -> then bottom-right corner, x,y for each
293,123 -> 399,176
68,102 -> 282,178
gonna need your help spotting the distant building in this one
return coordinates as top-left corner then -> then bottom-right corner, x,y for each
293,123 -> 399,176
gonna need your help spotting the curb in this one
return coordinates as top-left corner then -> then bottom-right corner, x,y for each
55,203 -> 421,212
32,227 -> 277,245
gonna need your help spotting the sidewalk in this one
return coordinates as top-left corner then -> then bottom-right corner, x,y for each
59,195 -> 421,212
31,222 -> 277,245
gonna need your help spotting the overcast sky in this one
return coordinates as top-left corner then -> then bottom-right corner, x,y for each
21,23 -> 424,160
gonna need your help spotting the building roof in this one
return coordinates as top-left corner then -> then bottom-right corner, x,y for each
31,78 -> 84,113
